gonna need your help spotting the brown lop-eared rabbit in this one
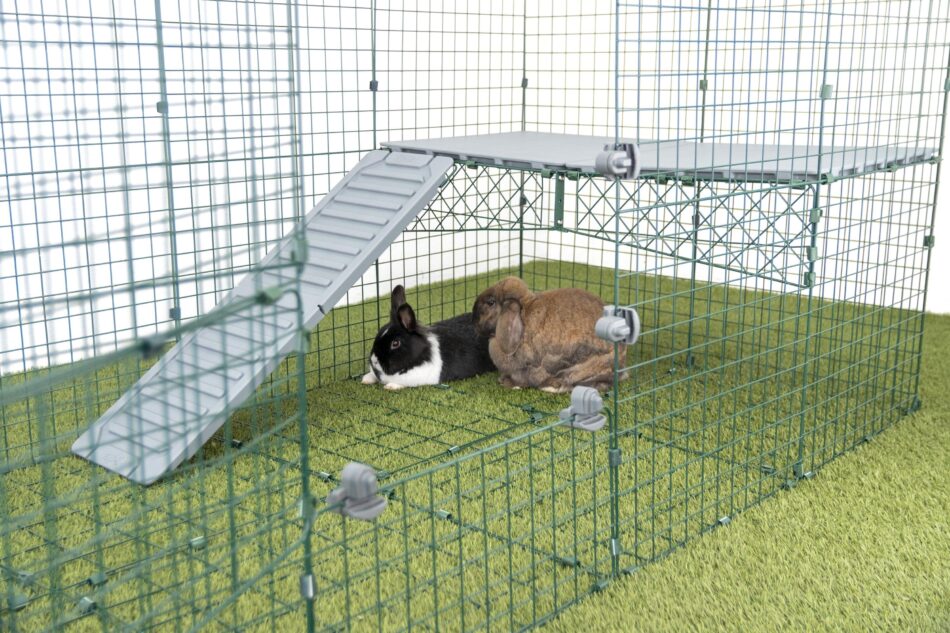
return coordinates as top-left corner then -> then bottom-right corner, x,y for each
472,277 -> 626,393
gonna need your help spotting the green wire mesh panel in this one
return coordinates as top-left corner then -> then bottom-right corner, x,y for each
2,0 -> 949,632
0,0 -> 315,629
306,420 -> 611,632
608,0 -> 943,573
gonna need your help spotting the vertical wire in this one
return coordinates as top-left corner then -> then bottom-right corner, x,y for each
912,5 -> 950,395
151,0 -> 182,337
608,0 -> 623,580
518,0 -> 528,278
686,0 -> 715,371
283,0 -> 315,629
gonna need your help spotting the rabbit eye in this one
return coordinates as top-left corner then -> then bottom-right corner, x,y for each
486,297 -> 496,306
390,339 -> 401,350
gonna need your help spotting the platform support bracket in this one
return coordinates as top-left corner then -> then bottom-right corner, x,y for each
554,175 -> 565,229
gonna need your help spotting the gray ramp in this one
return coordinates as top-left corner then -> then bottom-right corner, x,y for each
72,150 -> 454,485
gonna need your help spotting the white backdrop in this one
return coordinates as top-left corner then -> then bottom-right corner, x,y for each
1,0 -> 948,378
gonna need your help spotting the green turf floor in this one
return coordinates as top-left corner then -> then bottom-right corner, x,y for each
543,312 -> 950,633
0,261 -> 937,631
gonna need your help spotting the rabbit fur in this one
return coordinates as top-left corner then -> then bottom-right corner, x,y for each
472,277 -> 625,393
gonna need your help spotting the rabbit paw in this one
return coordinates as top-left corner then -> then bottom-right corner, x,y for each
361,371 -> 379,385
499,375 -> 521,389
384,382 -> 406,391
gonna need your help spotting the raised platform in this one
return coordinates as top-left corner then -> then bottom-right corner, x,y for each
383,132 -> 937,182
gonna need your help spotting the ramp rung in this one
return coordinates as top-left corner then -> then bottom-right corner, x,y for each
384,151 -> 441,168
164,355 -> 246,383
349,176 -> 418,197
160,388 -> 215,413
304,228 -> 364,255
193,339 -> 264,366
322,204 -> 395,226
165,374 -> 227,399
110,397 -> 209,430
107,415 -> 205,444
309,241 -> 361,257
108,426 -> 169,450
109,415 -> 200,448
310,218 -> 377,241
306,250 -> 351,270
362,165 -> 428,183
301,275 -> 334,290
304,258 -> 346,274
205,323 -> 289,350
252,274 -> 297,292
334,190 -> 404,212
139,374 -> 224,405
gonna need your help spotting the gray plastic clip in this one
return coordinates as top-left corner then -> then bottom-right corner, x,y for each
8,591 -> 28,612
610,538 -> 621,556
325,462 -> 388,521
77,596 -> 97,615
559,386 -> 606,432
594,142 -> 641,179
300,573 -> 316,600
595,305 -> 641,345
8,568 -> 34,587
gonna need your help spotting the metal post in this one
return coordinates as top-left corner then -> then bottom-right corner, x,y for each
794,0 -> 835,481
151,1 -> 183,337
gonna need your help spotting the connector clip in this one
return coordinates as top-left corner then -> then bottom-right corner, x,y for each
326,462 -> 388,521
559,386 -> 606,432
594,143 -> 641,179
595,305 -> 641,345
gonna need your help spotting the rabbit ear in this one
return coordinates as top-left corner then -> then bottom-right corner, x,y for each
496,299 -> 524,354
397,303 -> 417,332
390,285 -> 407,320
498,277 -> 530,303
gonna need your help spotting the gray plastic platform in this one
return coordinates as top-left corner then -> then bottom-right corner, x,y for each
384,132 -> 936,181
72,150 -> 453,485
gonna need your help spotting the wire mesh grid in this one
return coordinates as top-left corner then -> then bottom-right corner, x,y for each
1,0 -> 948,631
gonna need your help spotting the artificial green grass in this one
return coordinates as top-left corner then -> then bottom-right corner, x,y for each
543,312 -> 950,633
0,261 -> 932,632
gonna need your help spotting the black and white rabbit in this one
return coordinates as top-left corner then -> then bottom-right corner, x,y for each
361,285 -> 495,390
